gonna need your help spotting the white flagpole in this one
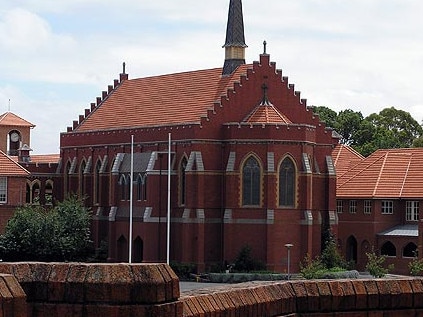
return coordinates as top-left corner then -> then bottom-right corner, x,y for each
166,132 -> 171,264
129,134 -> 134,263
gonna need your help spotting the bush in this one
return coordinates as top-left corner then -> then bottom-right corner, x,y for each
300,254 -> 326,279
0,196 -> 92,262
233,245 -> 266,272
170,262 -> 197,280
409,256 -> 423,276
321,238 -> 347,269
365,250 -> 394,278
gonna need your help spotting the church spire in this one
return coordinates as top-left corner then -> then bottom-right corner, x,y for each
222,0 -> 247,76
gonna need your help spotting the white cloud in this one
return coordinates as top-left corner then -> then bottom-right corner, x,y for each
1,0 -> 423,153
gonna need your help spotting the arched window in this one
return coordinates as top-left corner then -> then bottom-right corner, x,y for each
126,174 -> 131,201
45,180 -> 53,205
119,174 -> 127,200
79,160 -> 86,197
403,242 -> 417,258
381,241 -> 396,257
32,181 -> 41,205
137,173 -> 147,201
242,156 -> 261,206
25,182 -> 31,204
180,157 -> 187,205
94,160 -> 101,204
279,157 -> 296,207
65,160 -> 72,197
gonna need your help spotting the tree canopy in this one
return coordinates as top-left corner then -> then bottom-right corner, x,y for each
0,196 -> 93,262
314,106 -> 423,156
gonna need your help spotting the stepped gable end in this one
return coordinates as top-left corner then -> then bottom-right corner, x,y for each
66,66 -> 128,133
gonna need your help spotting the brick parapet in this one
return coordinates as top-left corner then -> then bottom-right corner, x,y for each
0,262 -> 181,317
181,278 -> 423,317
0,273 -> 27,317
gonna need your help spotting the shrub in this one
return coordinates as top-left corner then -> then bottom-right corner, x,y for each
409,256 -> 423,276
300,254 -> 326,279
233,245 -> 266,272
321,238 -> 347,269
0,196 -> 92,262
170,262 -> 197,279
365,250 -> 394,278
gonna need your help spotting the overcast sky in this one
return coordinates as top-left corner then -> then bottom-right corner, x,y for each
1,0 -> 422,154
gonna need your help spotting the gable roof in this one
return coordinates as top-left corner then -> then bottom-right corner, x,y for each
0,112 -> 35,128
75,66 -> 249,132
244,101 -> 292,124
337,148 -> 423,198
332,144 -> 364,177
0,151 -> 30,176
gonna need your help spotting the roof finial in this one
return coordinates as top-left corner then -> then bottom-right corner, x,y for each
261,83 -> 269,105
122,62 -> 126,74
263,41 -> 267,54
8,99 -> 11,112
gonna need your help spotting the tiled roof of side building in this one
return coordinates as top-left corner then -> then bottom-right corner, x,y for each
0,112 -> 35,127
332,144 -> 364,177
76,66 -> 249,132
0,151 -> 30,176
336,148 -> 423,198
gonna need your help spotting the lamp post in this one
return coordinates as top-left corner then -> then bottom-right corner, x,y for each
284,243 -> 293,280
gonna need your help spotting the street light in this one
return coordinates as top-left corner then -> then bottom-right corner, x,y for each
285,243 -> 293,280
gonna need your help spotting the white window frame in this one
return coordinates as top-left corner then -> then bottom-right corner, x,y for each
381,200 -> 393,214
406,201 -> 419,221
0,177 -> 7,204
349,200 -> 357,213
364,200 -> 372,214
336,200 -> 343,213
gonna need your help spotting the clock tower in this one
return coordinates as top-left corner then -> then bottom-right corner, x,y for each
0,112 -> 35,156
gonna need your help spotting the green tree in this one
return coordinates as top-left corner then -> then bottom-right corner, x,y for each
314,106 -> 423,156
365,250 -> 394,278
313,106 -> 338,129
0,196 -> 92,261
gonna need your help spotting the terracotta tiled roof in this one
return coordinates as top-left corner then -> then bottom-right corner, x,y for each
28,154 -> 60,164
337,148 -> 423,198
0,112 -> 35,127
244,102 -> 292,124
0,151 -> 30,176
332,144 -> 364,177
76,66 -> 249,132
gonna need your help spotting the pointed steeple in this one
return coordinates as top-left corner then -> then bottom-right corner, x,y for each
222,0 -> 247,76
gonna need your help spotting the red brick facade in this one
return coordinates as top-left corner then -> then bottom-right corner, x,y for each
58,53 -> 338,273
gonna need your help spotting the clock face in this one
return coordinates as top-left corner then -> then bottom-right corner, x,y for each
10,132 -> 19,142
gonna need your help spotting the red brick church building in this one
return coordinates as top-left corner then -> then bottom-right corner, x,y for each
58,0 -> 339,272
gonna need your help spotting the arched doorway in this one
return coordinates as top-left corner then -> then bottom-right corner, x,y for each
117,235 -> 128,262
346,235 -> 357,263
133,237 -> 144,263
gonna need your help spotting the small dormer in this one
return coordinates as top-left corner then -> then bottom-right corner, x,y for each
0,112 -> 35,156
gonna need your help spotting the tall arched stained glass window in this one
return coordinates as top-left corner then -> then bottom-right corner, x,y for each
242,156 -> 260,206
180,157 -> 188,206
279,157 -> 295,207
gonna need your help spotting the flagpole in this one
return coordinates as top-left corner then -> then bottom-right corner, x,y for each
129,134 -> 134,263
166,132 -> 171,264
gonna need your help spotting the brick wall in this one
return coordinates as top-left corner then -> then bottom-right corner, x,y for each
1,262 -> 423,316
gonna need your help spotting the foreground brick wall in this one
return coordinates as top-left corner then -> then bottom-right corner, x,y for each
0,274 -> 27,317
1,262 -> 423,316
0,262 -> 181,317
181,278 -> 423,317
